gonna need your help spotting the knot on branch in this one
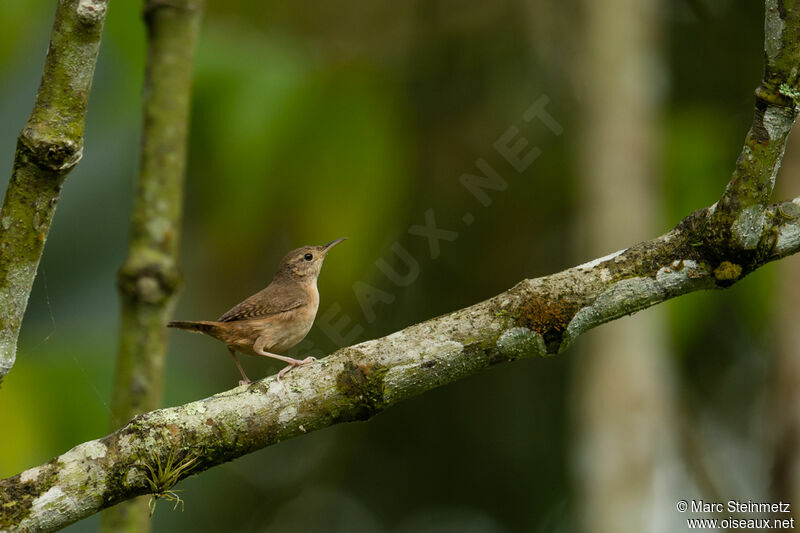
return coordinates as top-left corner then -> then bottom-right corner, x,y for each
118,260 -> 183,305
512,297 -> 577,352
759,71 -> 800,110
76,0 -> 109,26
676,205 -> 780,285
18,127 -> 83,173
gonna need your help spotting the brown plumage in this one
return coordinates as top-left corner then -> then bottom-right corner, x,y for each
168,238 -> 346,384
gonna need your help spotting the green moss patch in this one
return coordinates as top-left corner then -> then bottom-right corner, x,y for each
0,459 -> 60,528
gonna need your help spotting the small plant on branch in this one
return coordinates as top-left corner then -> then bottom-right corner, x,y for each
141,448 -> 199,517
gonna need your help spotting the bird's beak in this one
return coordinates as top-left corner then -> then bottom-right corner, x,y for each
322,237 -> 347,253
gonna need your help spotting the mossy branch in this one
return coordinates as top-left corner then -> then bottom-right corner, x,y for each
103,1 -> 203,531
0,0 -> 109,383
2,2 -> 800,531
2,194 -> 800,531
712,0 -> 800,245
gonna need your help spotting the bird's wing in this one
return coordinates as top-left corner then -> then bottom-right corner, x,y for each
218,284 -> 305,322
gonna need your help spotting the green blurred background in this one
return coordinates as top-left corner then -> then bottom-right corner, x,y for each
0,1 -> 794,531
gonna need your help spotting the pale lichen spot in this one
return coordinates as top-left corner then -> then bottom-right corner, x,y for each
145,217 -> 170,245
125,468 -> 140,487
76,0 -> 108,25
184,401 -> 207,417
20,465 -> 45,483
268,380 -> 284,394
575,248 -> 625,271
419,339 -> 463,359
776,220 -> 800,255
732,205 -> 766,250
0,335 -> 17,373
278,405 -> 297,425
655,260 -> 708,286
31,485 -> 65,513
59,440 -> 107,465
763,105 -> 795,143
83,440 -> 107,460
764,0 -> 785,65
135,276 -> 162,303
386,331 -> 405,341
496,327 -> 546,359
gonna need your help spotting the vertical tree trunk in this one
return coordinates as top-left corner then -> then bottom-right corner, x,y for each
102,1 -> 203,530
770,135 -> 800,519
573,1 -> 677,532
0,0 -> 109,384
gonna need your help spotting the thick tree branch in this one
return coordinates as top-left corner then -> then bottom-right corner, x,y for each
0,0 -> 109,383
2,1 -> 800,532
104,1 -> 203,531
2,196 -> 800,532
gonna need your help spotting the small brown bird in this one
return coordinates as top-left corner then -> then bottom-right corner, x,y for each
168,238 -> 346,384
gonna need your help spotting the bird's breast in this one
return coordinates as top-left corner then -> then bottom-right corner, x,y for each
248,283 -> 319,354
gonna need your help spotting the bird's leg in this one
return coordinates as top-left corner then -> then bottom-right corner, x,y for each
276,357 -> 317,381
228,347 -> 251,386
254,336 -> 316,381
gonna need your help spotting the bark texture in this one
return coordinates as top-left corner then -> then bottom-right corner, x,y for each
103,1 -> 203,531
1,1 -> 800,531
0,0 -> 109,383
2,193 -> 800,531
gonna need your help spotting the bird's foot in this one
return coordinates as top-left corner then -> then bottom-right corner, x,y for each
239,378 -> 252,387
277,356 -> 317,381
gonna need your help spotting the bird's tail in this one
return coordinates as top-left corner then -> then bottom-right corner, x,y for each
167,320 -> 218,334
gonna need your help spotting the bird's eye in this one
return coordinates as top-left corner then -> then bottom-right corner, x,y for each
304,253 -> 313,261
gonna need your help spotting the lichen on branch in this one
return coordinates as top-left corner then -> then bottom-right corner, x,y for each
0,0 -> 109,383
3,1 -> 800,532
3,193 -> 800,531
104,1 -> 203,530
712,0 -> 800,245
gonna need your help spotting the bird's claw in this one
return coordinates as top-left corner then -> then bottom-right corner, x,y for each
277,357 -> 317,381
